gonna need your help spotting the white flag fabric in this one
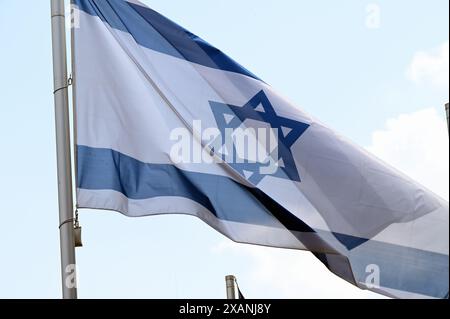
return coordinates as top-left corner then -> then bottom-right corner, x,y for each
73,0 -> 449,299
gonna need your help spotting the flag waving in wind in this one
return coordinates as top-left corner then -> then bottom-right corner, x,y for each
72,0 -> 449,299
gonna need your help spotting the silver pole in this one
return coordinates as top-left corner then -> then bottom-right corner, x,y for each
225,275 -> 237,299
50,0 -> 78,299
445,103 -> 449,133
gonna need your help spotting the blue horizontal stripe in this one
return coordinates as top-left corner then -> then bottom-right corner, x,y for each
74,0 -> 260,80
77,145 -> 448,298
349,239 -> 449,298
77,145 -> 313,232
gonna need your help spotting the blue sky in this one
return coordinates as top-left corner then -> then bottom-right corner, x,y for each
0,0 -> 448,298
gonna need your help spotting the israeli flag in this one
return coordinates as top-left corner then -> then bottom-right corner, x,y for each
73,0 -> 448,299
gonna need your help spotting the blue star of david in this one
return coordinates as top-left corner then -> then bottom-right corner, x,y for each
209,90 -> 310,185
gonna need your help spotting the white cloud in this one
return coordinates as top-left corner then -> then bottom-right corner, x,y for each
407,41 -> 449,89
367,107 -> 449,200
213,108 -> 448,299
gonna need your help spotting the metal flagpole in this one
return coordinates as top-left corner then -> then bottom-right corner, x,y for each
225,275 -> 237,299
445,103 -> 449,133
50,0 -> 78,299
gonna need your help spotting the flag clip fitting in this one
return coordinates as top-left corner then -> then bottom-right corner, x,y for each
73,209 -> 83,248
